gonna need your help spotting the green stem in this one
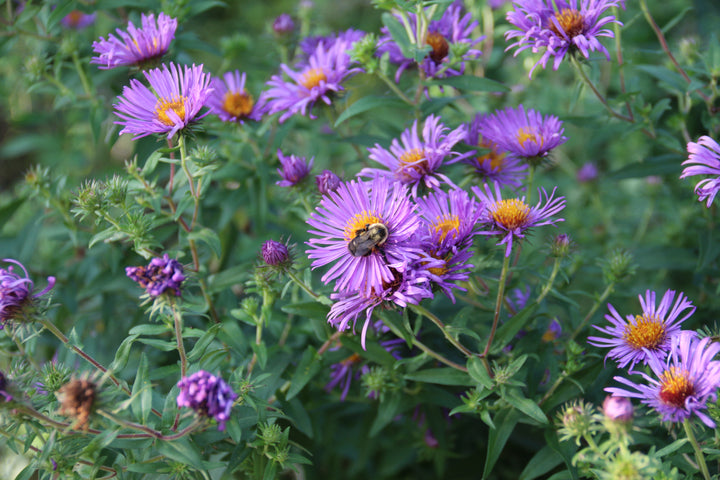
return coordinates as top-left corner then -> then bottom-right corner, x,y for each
287,270 -> 332,305
684,419 -> 711,480
383,318 -> 468,372
178,135 -> 200,229
170,300 -> 187,379
483,254 -> 511,362
409,304 -> 475,357
525,165 -> 535,206
569,282 -> 615,341
376,71 -> 414,105
72,52 -> 93,100
611,7 -> 633,121
536,257 -> 561,304
569,56 -> 633,123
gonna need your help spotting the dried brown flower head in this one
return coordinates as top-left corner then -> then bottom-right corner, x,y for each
57,378 -> 96,430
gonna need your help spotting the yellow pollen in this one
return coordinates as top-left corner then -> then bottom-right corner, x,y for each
516,127 -> 542,149
491,199 -> 530,229
155,96 -> 187,126
433,215 -> 460,242
344,211 -> 383,241
659,366 -> 694,407
622,314 -> 666,350
476,139 -> 507,172
300,67 -> 327,89
549,8 -> 585,38
426,32 -> 449,64
223,91 -> 255,118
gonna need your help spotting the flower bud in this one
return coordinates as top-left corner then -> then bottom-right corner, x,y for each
601,249 -> 636,285
262,240 -> 290,266
315,169 -> 342,195
550,233 -> 572,258
576,162 -> 598,183
0,259 -> 55,329
272,14 -> 295,36
602,395 -> 633,422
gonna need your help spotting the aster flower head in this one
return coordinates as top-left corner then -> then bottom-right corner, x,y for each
114,62 -> 212,140
316,169 -> 342,195
261,240 -> 291,267
306,177 -> 422,296
263,37 -> 363,123
297,29 -> 366,62
587,290 -> 695,371
680,136 -> 720,207
62,11 -> 96,29
176,371 -> 237,431
126,254 -> 186,297
577,162 -> 599,182
472,182 -> 566,257
466,113 -> 528,188
206,70 -> 265,123
505,0 -> 623,76
377,1 -> 483,81
360,115 -> 468,196
276,150 -> 314,187
325,353 -> 368,401
606,332 -> 720,428
91,12 -> 177,69
0,258 -> 55,330
476,105 -> 566,164
415,188 -> 482,251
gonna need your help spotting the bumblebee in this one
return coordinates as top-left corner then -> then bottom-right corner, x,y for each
347,223 -> 389,257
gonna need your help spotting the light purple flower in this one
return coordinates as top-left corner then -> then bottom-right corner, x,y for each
263,37 -> 363,123
61,10 -> 96,29
587,290 -> 695,371
315,170 -> 342,195
91,12 -> 177,69
325,352 -> 369,401
541,318 -> 562,342
113,63 -> 212,140
359,115 -> 468,197
0,259 -> 55,329
206,71 -> 265,123
126,254 -> 185,297
505,0 -> 623,76
276,150 -> 313,187
472,182 -> 566,257
176,370 -> 237,431
297,29 -> 366,62
602,395 -> 633,422
475,105 -> 566,162
681,136 -> 720,207
306,178 -> 422,297
466,113 -> 528,188
606,332 -> 720,428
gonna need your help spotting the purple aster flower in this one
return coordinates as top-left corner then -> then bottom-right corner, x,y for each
0,259 -> 55,329
272,13 -> 295,36
263,37 -> 363,123
176,370 -> 237,431
327,264 -> 433,348
602,395 -> 633,422
577,162 -> 599,182
475,105 -> 567,163
114,63 -> 212,140
359,115 -> 468,196
306,177 -> 422,296
325,352 -> 369,401
297,29 -> 366,63
466,113 -> 528,188
126,254 -> 185,297
472,182 -> 566,257
505,0 -> 623,76
206,71 -> 265,123
587,290 -> 695,371
680,136 -> 720,207
261,239 -> 290,266
0,370 -> 12,402
377,1 -> 484,81
91,12 -> 177,69
315,169 -> 342,195
276,150 -> 313,187
541,318 -> 562,342
606,332 -> 720,428
61,10 -> 96,30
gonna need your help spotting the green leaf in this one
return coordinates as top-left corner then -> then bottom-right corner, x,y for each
129,324 -> 168,336
0,197 -> 25,226
283,397 -> 314,438
131,353 -> 152,424
503,390 -> 548,425
89,227 -> 127,248
491,303 -> 538,355
655,438 -> 689,457
281,301 -> 331,318
287,346 -> 322,400
187,324 -> 221,362
250,341 -> 268,369
47,2 -> 76,29
519,445 -> 564,480
467,357 -> 494,389
335,96 -> 407,127
427,76 -> 510,92
482,409 -> 519,479
157,438 -> 205,471
110,334 -> 139,372
370,392 -> 402,437
188,227 -> 222,259
135,338 -> 177,351
404,368 -> 473,386
382,13 -> 414,60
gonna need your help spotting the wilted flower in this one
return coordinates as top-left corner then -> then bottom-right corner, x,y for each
315,169 -> 342,195
472,182 -> 566,257
114,63 -> 213,140
606,332 -> 720,428
261,240 -> 291,267
505,0 -> 623,76
176,370 -> 237,430
91,12 -> 177,69
680,135 -> 720,207
360,115 -> 468,196
587,290 -> 695,371
126,254 -> 186,297
57,378 -> 97,430
276,150 -> 313,187
206,70 -> 265,123
602,395 -> 633,422
61,11 -> 96,29
0,258 -> 55,329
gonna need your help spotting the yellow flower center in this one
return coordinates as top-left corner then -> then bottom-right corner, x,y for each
516,127 -> 541,149
549,8 -> 585,38
300,67 -> 327,89
433,214 -> 460,242
426,32 -> 449,64
622,314 -> 666,350
65,11 -> 84,27
490,199 -> 530,229
223,91 -> 255,118
476,139 -> 507,172
155,96 -> 187,126
396,148 -> 428,181
659,366 -> 694,407
344,211 -> 383,241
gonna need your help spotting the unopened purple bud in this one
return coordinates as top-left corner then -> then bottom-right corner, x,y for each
276,150 -> 313,187
315,169 -> 341,195
576,162 -> 598,183
272,14 -> 294,35
262,240 -> 290,266
602,395 -> 633,422
550,233 -> 572,257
